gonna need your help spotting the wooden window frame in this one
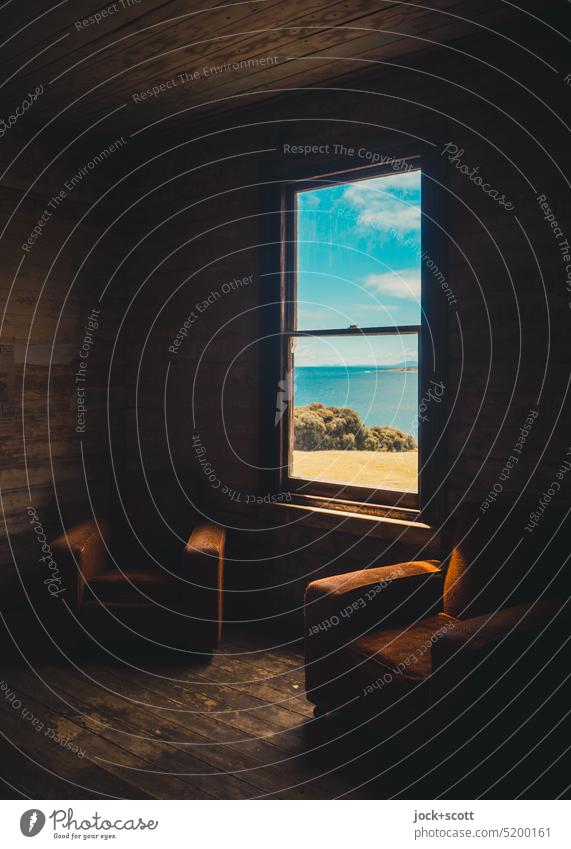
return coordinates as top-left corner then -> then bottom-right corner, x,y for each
260,143 -> 448,523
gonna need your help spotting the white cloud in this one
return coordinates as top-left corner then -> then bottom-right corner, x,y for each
365,171 -> 421,192
343,172 -> 421,235
365,269 -> 421,301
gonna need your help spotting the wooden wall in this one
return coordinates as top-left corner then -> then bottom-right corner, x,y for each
0,128 -> 132,630
2,22 -> 570,633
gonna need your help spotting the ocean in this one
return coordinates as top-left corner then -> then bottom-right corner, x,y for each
294,366 -> 418,437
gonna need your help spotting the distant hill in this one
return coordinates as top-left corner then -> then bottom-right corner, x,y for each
374,365 -> 418,373
374,361 -> 418,370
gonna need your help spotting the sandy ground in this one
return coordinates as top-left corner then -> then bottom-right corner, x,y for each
292,450 -> 418,491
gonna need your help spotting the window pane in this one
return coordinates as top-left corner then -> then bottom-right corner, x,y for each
296,169 -> 422,330
290,334 -> 419,493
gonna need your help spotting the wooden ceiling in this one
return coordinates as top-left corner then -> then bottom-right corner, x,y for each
0,0 -> 547,136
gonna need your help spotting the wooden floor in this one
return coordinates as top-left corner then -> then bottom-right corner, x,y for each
1,626 -> 566,800
0,627 -> 371,800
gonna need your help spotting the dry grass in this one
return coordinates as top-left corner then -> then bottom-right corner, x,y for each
292,450 -> 418,492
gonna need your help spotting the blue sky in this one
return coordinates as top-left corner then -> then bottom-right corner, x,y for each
295,169 -> 421,366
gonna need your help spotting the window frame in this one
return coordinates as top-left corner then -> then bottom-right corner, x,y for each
261,144 -> 448,523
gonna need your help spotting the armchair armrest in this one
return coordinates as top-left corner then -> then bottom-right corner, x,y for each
306,560 -> 443,643
180,521 -> 226,648
51,519 -> 110,610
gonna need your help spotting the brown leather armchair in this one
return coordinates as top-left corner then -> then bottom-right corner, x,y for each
51,478 -> 226,651
304,507 -> 567,729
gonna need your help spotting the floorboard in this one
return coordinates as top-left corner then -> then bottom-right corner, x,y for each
0,627 -> 366,799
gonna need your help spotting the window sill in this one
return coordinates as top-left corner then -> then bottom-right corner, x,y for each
259,496 -> 441,551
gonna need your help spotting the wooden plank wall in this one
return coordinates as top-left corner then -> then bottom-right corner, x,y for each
0,128 -> 131,624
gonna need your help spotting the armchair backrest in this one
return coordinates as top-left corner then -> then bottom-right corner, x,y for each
109,468 -> 203,566
443,503 -> 568,620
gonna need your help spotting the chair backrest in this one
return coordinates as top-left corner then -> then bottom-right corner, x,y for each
443,503 -> 569,620
109,468 -> 203,567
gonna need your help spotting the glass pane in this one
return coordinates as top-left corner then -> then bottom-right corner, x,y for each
296,169 -> 421,330
290,334 -> 419,493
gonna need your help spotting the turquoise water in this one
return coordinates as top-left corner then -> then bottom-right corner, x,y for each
294,366 -> 418,437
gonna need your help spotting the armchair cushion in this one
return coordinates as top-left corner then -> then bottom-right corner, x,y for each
306,612 -> 457,711
353,612 -> 458,685
432,597 -> 566,684
430,597 -> 567,720
85,568 -> 173,605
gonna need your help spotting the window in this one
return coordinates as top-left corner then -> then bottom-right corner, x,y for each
279,160 -> 428,510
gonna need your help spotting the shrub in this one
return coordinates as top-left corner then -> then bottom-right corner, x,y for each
293,403 -> 416,452
292,407 -> 327,450
368,425 -> 417,452
340,432 -> 356,450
